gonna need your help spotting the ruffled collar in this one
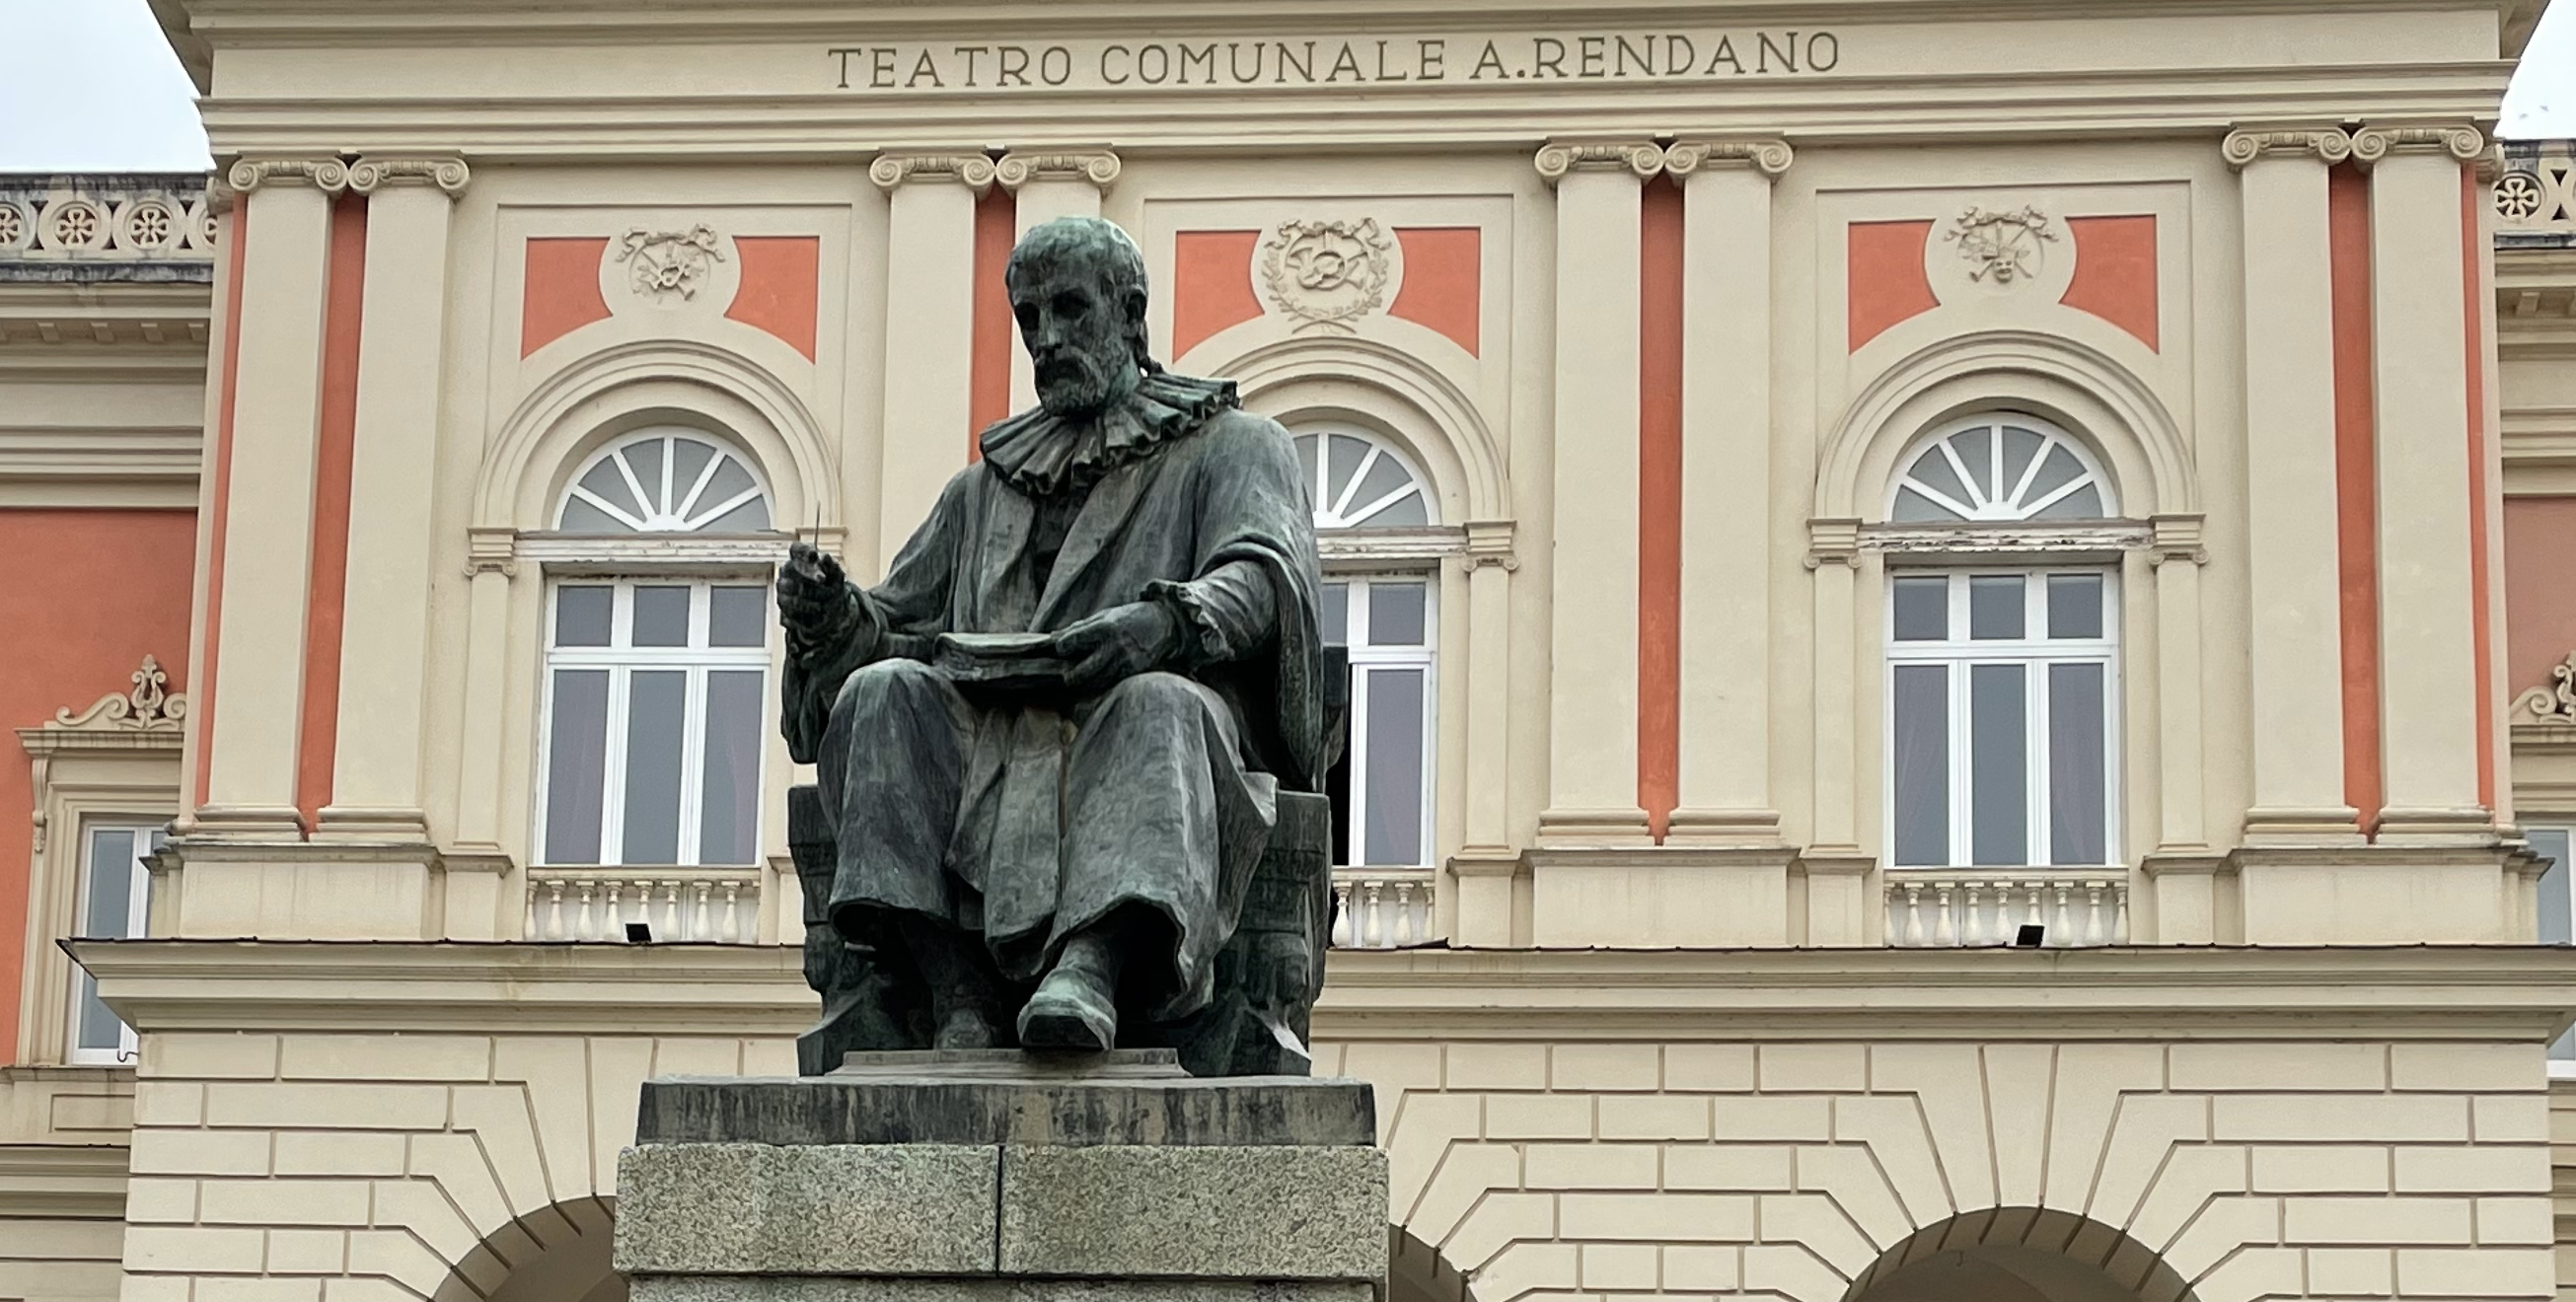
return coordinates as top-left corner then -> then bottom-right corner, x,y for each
978,368 -> 1238,497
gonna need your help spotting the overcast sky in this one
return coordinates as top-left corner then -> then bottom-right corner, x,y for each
1,0 -> 2572,171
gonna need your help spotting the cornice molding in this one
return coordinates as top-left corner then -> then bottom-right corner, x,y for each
2220,125 -> 2351,169
1533,139 -> 1664,185
2351,120 -> 2486,167
347,155 -> 471,196
868,151 -> 997,192
223,156 -> 349,194
1663,137 -> 1794,180
994,149 -> 1121,191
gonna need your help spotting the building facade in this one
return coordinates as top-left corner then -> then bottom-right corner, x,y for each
6,2 -> 2576,1299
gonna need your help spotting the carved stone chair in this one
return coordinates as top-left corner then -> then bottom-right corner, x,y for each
785,646 -> 1350,1077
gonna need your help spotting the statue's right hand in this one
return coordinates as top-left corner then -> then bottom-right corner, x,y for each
777,542 -> 851,632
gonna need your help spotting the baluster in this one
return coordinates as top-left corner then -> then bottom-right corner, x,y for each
720,883 -> 742,943
2082,883 -> 2105,946
574,882 -> 597,941
1933,884 -> 1956,947
2049,884 -> 2073,947
1363,882 -> 1387,948
689,882 -> 711,942
2021,885 -> 2045,941
1901,883 -> 1924,947
2113,882 -> 2130,944
1393,882 -> 1418,947
1330,881 -> 1355,948
545,881 -> 565,941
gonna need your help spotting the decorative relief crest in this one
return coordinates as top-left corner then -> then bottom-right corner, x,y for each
615,226 -> 726,302
51,656 -> 187,732
1260,218 -> 1393,332
2514,652 -> 2576,725
1943,205 -> 2057,285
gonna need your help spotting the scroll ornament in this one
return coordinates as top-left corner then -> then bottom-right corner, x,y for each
2515,652 -> 2576,724
53,655 -> 188,731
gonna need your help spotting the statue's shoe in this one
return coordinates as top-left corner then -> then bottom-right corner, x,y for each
1016,967 -> 1117,1052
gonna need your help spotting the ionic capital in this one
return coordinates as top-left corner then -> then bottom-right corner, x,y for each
2350,121 -> 2487,168
868,152 -> 997,193
1663,138 -> 1794,181
2150,513 -> 2208,566
994,150 -> 1121,192
1463,520 -> 1519,571
1804,517 -> 1862,569
1534,139 -> 1664,185
465,527 -> 518,579
2220,126 -> 2351,170
224,156 -> 351,195
348,156 -> 471,198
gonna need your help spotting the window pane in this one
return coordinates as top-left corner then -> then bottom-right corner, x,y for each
709,585 -> 767,648
1891,665 -> 1949,866
697,458 -> 758,523
1366,491 -> 1431,528
1891,485 -> 1961,523
2048,663 -> 2108,865
1892,576 -> 1948,641
558,496 -> 627,534
622,670 -> 688,865
82,830 -> 134,937
698,671 -> 765,865
1970,664 -> 2027,865
632,586 -> 692,647
702,496 -> 773,532
670,437 -> 715,506
2034,483 -> 2106,520
554,586 -> 613,648
1906,447 -> 1973,507
1368,582 -> 1428,647
1969,575 -> 2024,639
544,670 -> 611,863
1321,582 -> 1349,644
2024,444 -> 2082,500
1362,668 -> 1427,865
1952,426 -> 1994,497
2046,574 -> 2103,640
2536,829 -> 2572,946
577,457 -> 640,518
2000,426 -> 2043,496
626,439 -> 667,513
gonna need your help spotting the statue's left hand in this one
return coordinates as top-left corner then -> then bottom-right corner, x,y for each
1052,601 -> 1181,694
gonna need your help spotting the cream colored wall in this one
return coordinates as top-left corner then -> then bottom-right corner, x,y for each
0,1067 -> 134,1302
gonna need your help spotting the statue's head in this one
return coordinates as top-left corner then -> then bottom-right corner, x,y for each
1005,216 -> 1152,418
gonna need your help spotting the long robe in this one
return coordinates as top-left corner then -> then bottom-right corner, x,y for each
781,375 -> 1326,1022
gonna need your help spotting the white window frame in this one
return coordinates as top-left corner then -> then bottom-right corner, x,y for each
1883,565 -> 2122,870
534,576 -> 773,868
1325,574 -> 1438,870
2528,825 -> 2576,1074
67,822 -> 157,1066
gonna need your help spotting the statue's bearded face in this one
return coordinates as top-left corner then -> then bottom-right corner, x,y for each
1011,258 -> 1143,419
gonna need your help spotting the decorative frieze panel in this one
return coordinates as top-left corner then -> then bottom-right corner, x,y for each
1259,218 -> 1393,331
2496,140 -> 2576,239
1943,205 -> 2057,285
615,225 -> 727,302
0,176 -> 216,283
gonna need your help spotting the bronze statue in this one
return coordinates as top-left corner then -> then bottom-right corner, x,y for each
776,216 -> 1337,1076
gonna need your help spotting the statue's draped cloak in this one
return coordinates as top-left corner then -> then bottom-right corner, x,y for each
782,375 -> 1326,1018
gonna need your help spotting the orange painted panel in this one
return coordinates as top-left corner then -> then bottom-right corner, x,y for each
725,236 -> 821,362
2329,164 -> 2383,835
296,192 -> 368,832
968,189 -> 1017,458
1637,180 -> 1684,840
1169,230 -> 1263,359
2504,498 -> 2576,704
1846,220 -> 1937,352
2463,167 -> 2496,810
521,237 -> 611,358
0,509 -> 198,1063
1389,227 -> 1481,356
2060,215 -> 2160,350
195,203 -> 249,808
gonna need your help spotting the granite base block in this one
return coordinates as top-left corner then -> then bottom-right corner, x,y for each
616,1143 -> 998,1275
632,1280 -> 1374,1302
998,1144 -> 1388,1279
638,1070 -> 1375,1147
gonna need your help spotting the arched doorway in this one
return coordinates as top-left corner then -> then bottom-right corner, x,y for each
1845,1208 -> 2194,1302
1387,1225 -> 1472,1302
437,1196 -> 624,1302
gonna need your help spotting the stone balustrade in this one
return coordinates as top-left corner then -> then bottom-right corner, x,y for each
1331,867 -> 1435,949
2498,140 -> 2576,241
524,867 -> 764,944
0,175 -> 218,282
1883,869 -> 2130,948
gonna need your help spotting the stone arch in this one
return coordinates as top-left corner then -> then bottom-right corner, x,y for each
436,1195 -> 624,1302
1844,1208 -> 2196,1302
1814,330 -> 2195,523
475,338 -> 835,535
1220,334 -> 1508,525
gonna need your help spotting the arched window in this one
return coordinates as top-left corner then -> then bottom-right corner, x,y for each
557,426 -> 773,534
1889,416 -> 2113,524
537,427 -> 775,876
1296,429 -> 1436,530
1883,414 -> 2121,889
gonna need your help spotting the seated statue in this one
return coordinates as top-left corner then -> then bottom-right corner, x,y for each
775,215 -> 1332,1070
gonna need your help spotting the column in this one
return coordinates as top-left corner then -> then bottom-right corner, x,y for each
996,150 -> 1120,411
193,156 -> 347,839
317,157 -> 468,844
2223,126 -> 2361,844
2355,121 -> 2490,841
451,529 -> 517,854
868,152 -> 990,571
1664,138 -> 1791,846
1450,523 -> 1518,947
2150,515 -> 2208,851
1532,139 -> 1659,847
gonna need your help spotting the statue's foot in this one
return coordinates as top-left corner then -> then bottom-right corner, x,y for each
1016,964 -> 1117,1052
933,1007 -> 1002,1050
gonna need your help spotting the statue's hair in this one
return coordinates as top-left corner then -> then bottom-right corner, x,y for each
1004,215 -> 1160,371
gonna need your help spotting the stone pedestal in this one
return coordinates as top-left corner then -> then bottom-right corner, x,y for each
614,1051 -> 1388,1302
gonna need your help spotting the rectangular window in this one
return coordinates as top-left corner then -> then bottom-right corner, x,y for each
69,824 -> 158,1065
1884,567 -> 2119,869
2532,827 -> 2576,1068
537,578 -> 772,866
1321,576 -> 1437,868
